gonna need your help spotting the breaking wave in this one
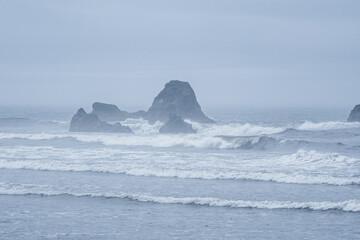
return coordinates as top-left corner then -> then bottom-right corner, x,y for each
191,121 -> 285,136
117,118 -> 163,134
221,135 -> 313,150
296,121 -> 360,131
0,132 -> 235,149
0,160 -> 357,186
3,163 -> 359,186
0,185 -> 358,212
0,118 -> 358,149
0,147 -> 358,186
0,133 -> 324,150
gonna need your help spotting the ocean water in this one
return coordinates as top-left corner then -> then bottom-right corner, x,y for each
0,106 -> 359,240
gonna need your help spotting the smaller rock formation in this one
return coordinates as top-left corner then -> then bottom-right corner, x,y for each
159,114 -> 196,134
69,108 -> 133,133
348,104 -> 360,122
91,102 -> 147,121
91,102 -> 132,121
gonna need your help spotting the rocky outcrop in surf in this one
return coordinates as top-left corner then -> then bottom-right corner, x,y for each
147,80 -> 214,123
159,114 -> 196,134
69,80 -> 214,132
89,81 -> 213,124
347,105 -> 360,122
69,108 -> 133,133
91,102 -> 130,121
91,102 -> 146,121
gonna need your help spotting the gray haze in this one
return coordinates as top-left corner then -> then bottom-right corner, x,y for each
0,0 -> 359,109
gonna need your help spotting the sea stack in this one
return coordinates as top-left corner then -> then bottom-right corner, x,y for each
347,104 -> 360,122
69,108 -> 133,133
147,80 -> 214,123
159,114 -> 196,134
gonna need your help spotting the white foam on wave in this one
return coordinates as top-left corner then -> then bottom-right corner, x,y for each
0,183 -> 358,212
0,132 -> 234,148
0,146 -> 358,186
119,118 -> 163,134
277,149 -> 359,167
296,121 -> 360,131
190,121 -> 285,136
0,120 -> 288,149
1,118 -> 358,150
1,159 -> 358,186
118,118 -> 285,137
0,132 -> 312,151
0,133 -> 67,140
0,118 -> 356,150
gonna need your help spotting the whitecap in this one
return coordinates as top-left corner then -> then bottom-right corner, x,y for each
0,184 -> 358,212
296,121 -> 360,131
0,147 -> 358,186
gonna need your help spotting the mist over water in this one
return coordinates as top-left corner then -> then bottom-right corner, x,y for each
1,0 -> 360,238
0,106 -> 359,239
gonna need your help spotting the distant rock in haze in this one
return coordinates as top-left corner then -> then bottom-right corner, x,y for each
70,80 -> 214,130
348,104 -> 360,122
159,114 -> 196,134
69,108 -> 133,133
91,102 -> 132,121
147,80 -> 214,123
91,102 -> 147,121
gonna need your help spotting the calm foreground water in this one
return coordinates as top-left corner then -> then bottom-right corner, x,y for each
0,106 -> 359,239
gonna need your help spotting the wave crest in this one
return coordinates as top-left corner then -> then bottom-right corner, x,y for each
296,121 -> 360,131
0,185 -> 358,212
191,121 -> 285,136
0,147 -> 358,186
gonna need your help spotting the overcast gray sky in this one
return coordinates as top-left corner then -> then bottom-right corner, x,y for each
0,0 -> 359,109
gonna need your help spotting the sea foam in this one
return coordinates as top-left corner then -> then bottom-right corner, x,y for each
0,146 -> 358,186
0,184 -> 358,212
296,121 -> 360,131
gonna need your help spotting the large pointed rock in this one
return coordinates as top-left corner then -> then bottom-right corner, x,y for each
159,114 -> 196,134
69,108 -> 133,133
147,80 -> 214,123
348,104 -> 360,122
